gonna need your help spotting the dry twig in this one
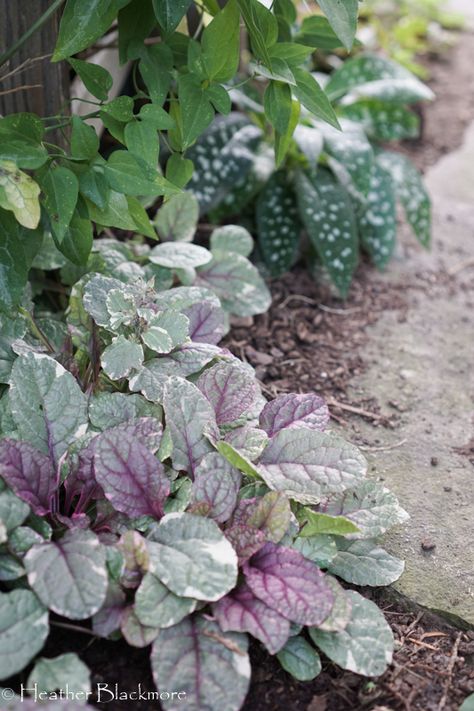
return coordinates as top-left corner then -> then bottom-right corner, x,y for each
438,632 -> 462,710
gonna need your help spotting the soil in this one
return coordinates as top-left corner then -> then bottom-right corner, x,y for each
7,31 -> 474,711
396,31 -> 474,173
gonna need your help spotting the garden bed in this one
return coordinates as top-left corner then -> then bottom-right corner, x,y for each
3,22 -> 474,711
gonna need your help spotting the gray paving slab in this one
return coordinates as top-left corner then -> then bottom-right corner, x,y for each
337,123 -> 474,625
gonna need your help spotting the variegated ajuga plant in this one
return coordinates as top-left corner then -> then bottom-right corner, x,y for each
0,228 -> 408,710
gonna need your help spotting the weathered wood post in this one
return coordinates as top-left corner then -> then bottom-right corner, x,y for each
0,1 -> 69,141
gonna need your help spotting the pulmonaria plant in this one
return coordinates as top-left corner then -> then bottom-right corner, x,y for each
0,250 -> 408,711
188,53 -> 433,295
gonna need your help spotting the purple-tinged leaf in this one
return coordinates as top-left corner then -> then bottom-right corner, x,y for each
244,542 -> 334,626
150,617 -> 250,711
197,361 -> 259,425
118,417 -> 163,452
64,443 -> 103,515
192,452 -> 241,523
183,301 -> 227,344
213,583 -> 290,654
64,418 -> 162,515
232,491 -> 291,544
224,524 -> 267,565
93,428 -> 170,518
54,513 -> 91,530
258,429 -> 367,504
92,581 -> 126,638
163,377 -> 218,475
129,344 -> 223,402
0,438 -> 56,515
259,393 -> 329,437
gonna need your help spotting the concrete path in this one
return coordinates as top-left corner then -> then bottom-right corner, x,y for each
340,124 -> 474,626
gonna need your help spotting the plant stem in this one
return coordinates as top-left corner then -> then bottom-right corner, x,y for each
0,0 -> 66,69
50,621 -> 98,638
19,307 -> 55,353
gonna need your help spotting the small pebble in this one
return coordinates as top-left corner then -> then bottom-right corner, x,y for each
421,539 -> 436,552
430,457 -> 439,466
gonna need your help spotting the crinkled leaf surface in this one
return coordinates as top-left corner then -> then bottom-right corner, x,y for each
151,617 -> 250,711
0,439 -> 56,515
0,589 -> 49,680
197,251 -> 271,317
93,426 -> 169,518
183,301 -> 227,344
88,392 -> 162,431
224,524 -> 267,565
129,343 -> 222,402
327,539 -> 404,586
24,529 -> 107,619
140,309 -> 189,355
233,492 -> 291,544
316,575 -> 353,632
117,530 -> 149,589
291,534 -> 337,568
310,590 -> 393,676
163,377 -> 218,474
244,542 -> 334,625
148,513 -> 238,600
101,335 -> 144,380
258,428 -> 367,504
197,361 -> 259,425
9,353 -> 88,465
224,426 -> 268,462
324,480 -> 409,539
192,452 -> 241,523
277,635 -> 322,681
259,393 -> 329,437
213,583 -> 290,654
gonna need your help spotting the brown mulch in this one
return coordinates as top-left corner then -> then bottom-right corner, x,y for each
395,31 -> 474,173
226,264 -> 407,429
242,598 -> 474,711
